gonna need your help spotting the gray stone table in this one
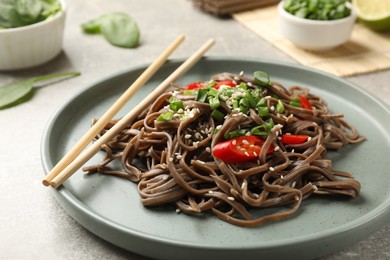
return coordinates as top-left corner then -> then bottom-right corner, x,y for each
0,0 -> 389,259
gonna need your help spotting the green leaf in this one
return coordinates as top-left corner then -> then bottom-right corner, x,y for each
82,13 -> 140,48
81,18 -> 102,34
0,71 -> 80,110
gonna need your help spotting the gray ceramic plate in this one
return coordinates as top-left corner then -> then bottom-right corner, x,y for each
41,57 -> 390,260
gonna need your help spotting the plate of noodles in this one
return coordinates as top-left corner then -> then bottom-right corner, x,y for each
41,57 -> 390,259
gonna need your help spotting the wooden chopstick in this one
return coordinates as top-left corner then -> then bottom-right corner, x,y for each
42,35 -> 185,186
49,38 -> 215,188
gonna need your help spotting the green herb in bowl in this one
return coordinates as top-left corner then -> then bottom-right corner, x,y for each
0,0 -> 62,29
283,0 -> 351,20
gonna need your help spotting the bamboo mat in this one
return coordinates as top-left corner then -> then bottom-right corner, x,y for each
233,5 -> 390,77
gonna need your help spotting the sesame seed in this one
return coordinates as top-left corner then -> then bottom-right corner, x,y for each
208,190 -> 214,194
245,152 -> 250,156
247,82 -> 253,87
291,149 -> 295,153
216,125 -> 222,130
227,196 -> 235,201
242,140 -> 249,145
178,108 -> 184,113
269,167 -> 275,171
274,146 -> 280,151
270,106 -> 275,111
280,175 -> 284,179
197,160 -> 206,164
253,151 -> 258,156
176,154 -> 183,160
232,80 -> 237,85
195,132 -> 202,139
163,175 -> 169,180
234,76 -> 240,81
206,147 -> 211,153
245,132 -> 251,136
232,140 -> 237,145
308,137 -> 312,141
169,157 -> 174,162
176,208 -> 181,213
313,185 -> 318,191
239,71 -> 244,76
193,141 -> 199,147
265,95 -> 271,99
295,195 -> 299,201
291,181 -> 296,188
185,134 -> 192,139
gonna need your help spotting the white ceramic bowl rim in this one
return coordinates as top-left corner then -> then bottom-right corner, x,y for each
278,1 -> 356,25
0,0 -> 66,34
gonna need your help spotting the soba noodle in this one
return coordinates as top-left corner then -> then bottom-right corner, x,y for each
82,71 -> 365,227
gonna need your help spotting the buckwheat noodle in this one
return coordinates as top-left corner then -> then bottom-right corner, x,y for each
83,71 -> 365,227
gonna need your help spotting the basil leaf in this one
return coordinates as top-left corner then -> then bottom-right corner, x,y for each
0,72 -> 80,109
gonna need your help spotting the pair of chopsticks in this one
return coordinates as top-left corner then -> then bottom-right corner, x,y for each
43,35 -> 215,188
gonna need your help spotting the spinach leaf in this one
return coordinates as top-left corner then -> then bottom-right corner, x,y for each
0,0 -> 61,29
14,0 -> 43,24
0,71 -> 80,110
82,13 -> 140,48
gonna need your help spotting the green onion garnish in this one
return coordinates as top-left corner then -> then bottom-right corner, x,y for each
157,112 -> 174,121
253,71 -> 271,86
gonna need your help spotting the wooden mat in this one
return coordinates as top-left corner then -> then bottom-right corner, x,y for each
233,5 -> 390,77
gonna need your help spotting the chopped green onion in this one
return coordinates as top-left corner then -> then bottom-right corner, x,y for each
157,112 -> 174,121
183,90 -> 195,95
211,109 -> 225,122
253,71 -> 271,86
283,0 -> 351,21
169,97 -> 184,111
258,106 -> 269,117
250,119 -> 274,136
289,98 -> 301,107
276,100 -> 285,113
224,129 -> 248,139
257,97 -> 267,107
196,88 -> 208,102
209,96 -> 220,110
237,82 -> 248,90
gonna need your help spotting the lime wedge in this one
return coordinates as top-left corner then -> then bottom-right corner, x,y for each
353,0 -> 390,31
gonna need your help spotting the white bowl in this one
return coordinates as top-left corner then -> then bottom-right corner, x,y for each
0,0 -> 66,70
277,1 -> 356,51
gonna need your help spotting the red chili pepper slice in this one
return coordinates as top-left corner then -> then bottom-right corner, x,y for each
281,134 -> 309,145
214,80 -> 237,90
298,95 -> 313,110
212,135 -> 273,163
184,82 -> 204,90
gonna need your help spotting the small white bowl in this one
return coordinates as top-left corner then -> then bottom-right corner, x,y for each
0,0 -> 66,70
277,1 -> 356,51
